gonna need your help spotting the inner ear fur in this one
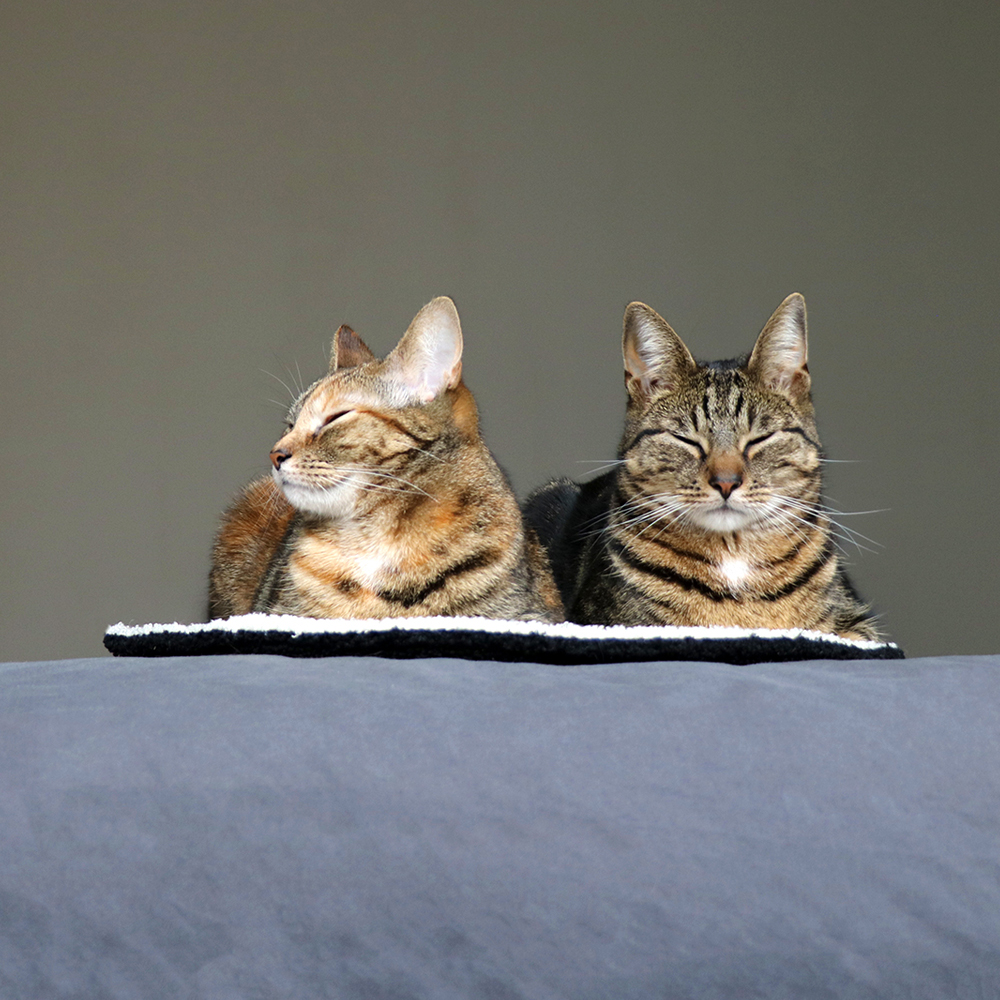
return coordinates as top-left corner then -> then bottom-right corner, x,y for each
384,296 -> 464,404
748,293 -> 811,400
329,324 -> 377,372
622,301 -> 697,398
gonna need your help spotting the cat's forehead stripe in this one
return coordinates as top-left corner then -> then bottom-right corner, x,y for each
688,371 -> 751,433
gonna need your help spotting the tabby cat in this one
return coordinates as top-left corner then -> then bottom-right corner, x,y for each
525,293 -> 880,639
209,297 -> 563,623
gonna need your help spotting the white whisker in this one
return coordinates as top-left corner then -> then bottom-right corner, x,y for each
582,490 -> 694,539
335,465 -> 436,501
770,496 -> 883,554
409,445 -> 447,463
260,368 -> 298,402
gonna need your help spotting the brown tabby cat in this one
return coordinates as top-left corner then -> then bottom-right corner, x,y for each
525,294 -> 880,639
209,297 -> 563,623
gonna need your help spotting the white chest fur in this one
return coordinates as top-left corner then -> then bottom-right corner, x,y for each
719,558 -> 752,589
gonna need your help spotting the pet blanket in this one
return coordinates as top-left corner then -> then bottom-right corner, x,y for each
104,615 -> 904,664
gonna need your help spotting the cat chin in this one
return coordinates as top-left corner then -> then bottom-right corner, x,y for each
690,505 -> 760,534
276,477 -> 355,520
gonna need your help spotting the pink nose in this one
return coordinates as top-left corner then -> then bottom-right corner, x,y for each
270,447 -> 291,470
709,471 -> 742,500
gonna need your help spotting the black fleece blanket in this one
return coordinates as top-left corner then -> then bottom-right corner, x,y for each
104,614 -> 904,664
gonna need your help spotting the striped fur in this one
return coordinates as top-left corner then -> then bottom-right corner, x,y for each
526,294 -> 880,640
209,297 -> 564,623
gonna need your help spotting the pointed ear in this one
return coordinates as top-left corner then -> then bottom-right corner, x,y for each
622,302 -> 696,399
748,293 -> 810,400
383,296 -> 463,404
329,324 -> 377,372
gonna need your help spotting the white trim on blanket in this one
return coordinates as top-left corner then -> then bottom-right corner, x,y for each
106,614 -> 894,652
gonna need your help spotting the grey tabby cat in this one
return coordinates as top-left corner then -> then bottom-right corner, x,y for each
525,294 -> 880,639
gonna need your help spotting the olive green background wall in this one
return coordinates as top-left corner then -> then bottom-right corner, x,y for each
3,0 -> 997,660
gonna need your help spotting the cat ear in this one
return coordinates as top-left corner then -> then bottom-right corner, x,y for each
329,324 -> 377,372
748,293 -> 810,400
622,302 -> 696,398
383,296 -> 463,404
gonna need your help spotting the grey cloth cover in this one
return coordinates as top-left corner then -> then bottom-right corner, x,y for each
0,653 -> 997,999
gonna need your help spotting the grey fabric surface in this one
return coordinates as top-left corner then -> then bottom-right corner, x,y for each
0,653 -> 998,999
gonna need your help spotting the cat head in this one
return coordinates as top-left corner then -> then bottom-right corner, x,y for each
269,296 -> 473,519
618,293 -> 822,534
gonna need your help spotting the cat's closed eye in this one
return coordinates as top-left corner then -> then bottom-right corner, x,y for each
742,432 -> 775,456
321,410 -> 352,429
670,433 -> 707,458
